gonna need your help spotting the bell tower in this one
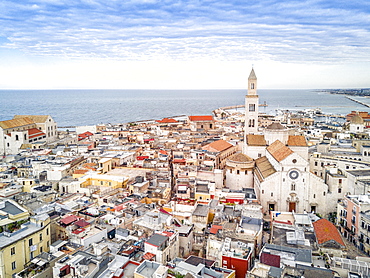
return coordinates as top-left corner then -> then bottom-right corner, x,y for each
244,68 -> 259,137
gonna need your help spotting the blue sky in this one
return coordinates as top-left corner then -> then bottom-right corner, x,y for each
0,0 -> 369,89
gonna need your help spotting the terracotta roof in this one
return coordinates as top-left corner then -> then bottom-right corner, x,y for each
267,140 -> 293,162
74,169 -> 89,175
228,153 -> 253,163
0,117 -> 34,130
80,131 -> 93,137
210,225 -> 223,234
78,131 -> 94,140
188,115 -> 214,122
255,156 -> 276,181
60,215 -> 78,225
74,219 -> 90,228
13,115 -> 50,123
143,252 -> 156,260
203,139 -> 233,152
28,128 -> 46,139
247,134 -> 266,146
82,163 -> 97,170
159,150 -> 168,155
173,159 -> 186,163
287,135 -> 307,147
346,111 -> 370,121
156,118 -> 178,123
313,218 -> 345,247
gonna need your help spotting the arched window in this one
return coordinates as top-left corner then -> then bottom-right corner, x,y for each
251,83 -> 255,89
15,135 -> 19,141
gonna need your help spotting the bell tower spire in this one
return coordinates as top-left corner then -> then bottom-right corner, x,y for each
248,67 -> 257,95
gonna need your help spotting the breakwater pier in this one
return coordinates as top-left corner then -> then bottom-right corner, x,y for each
346,96 -> 370,108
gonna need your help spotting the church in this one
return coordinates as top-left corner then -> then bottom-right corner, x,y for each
227,69 -> 338,216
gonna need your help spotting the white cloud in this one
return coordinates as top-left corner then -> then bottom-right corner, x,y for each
0,0 -> 370,88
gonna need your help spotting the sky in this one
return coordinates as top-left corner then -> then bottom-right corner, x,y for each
0,0 -> 369,89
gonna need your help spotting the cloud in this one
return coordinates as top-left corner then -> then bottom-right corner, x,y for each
0,0 -> 369,65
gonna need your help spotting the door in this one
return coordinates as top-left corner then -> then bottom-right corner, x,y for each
289,202 -> 296,212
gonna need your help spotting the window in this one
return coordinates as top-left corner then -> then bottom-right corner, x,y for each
46,228 -> 49,236
29,238 -> 33,246
323,191 -> 326,196
271,192 -> 273,197
292,159 -> 297,164
15,135 -> 19,141
237,170 -> 240,175
245,170 -> 248,174
291,183 -> 296,191
40,247 -> 43,253
314,161 -> 318,166
313,194 -> 316,198
229,169 -> 232,174
12,261 -> 16,270
40,233 -> 42,241
251,83 -> 255,89
339,179 -> 342,184
262,190 -> 264,194
338,188 -> 342,193
249,104 -> 255,112
11,247 -> 15,255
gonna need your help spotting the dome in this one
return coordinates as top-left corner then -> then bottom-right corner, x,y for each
266,122 -> 286,130
350,114 -> 364,124
228,153 -> 253,163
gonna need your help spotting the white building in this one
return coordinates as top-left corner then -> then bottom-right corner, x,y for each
0,115 -> 57,155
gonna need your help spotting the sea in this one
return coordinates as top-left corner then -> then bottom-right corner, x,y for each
0,89 -> 369,127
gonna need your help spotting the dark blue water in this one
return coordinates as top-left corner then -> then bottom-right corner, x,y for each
0,89 -> 367,126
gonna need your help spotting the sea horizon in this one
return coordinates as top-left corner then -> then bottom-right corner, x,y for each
1,89 -> 369,127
